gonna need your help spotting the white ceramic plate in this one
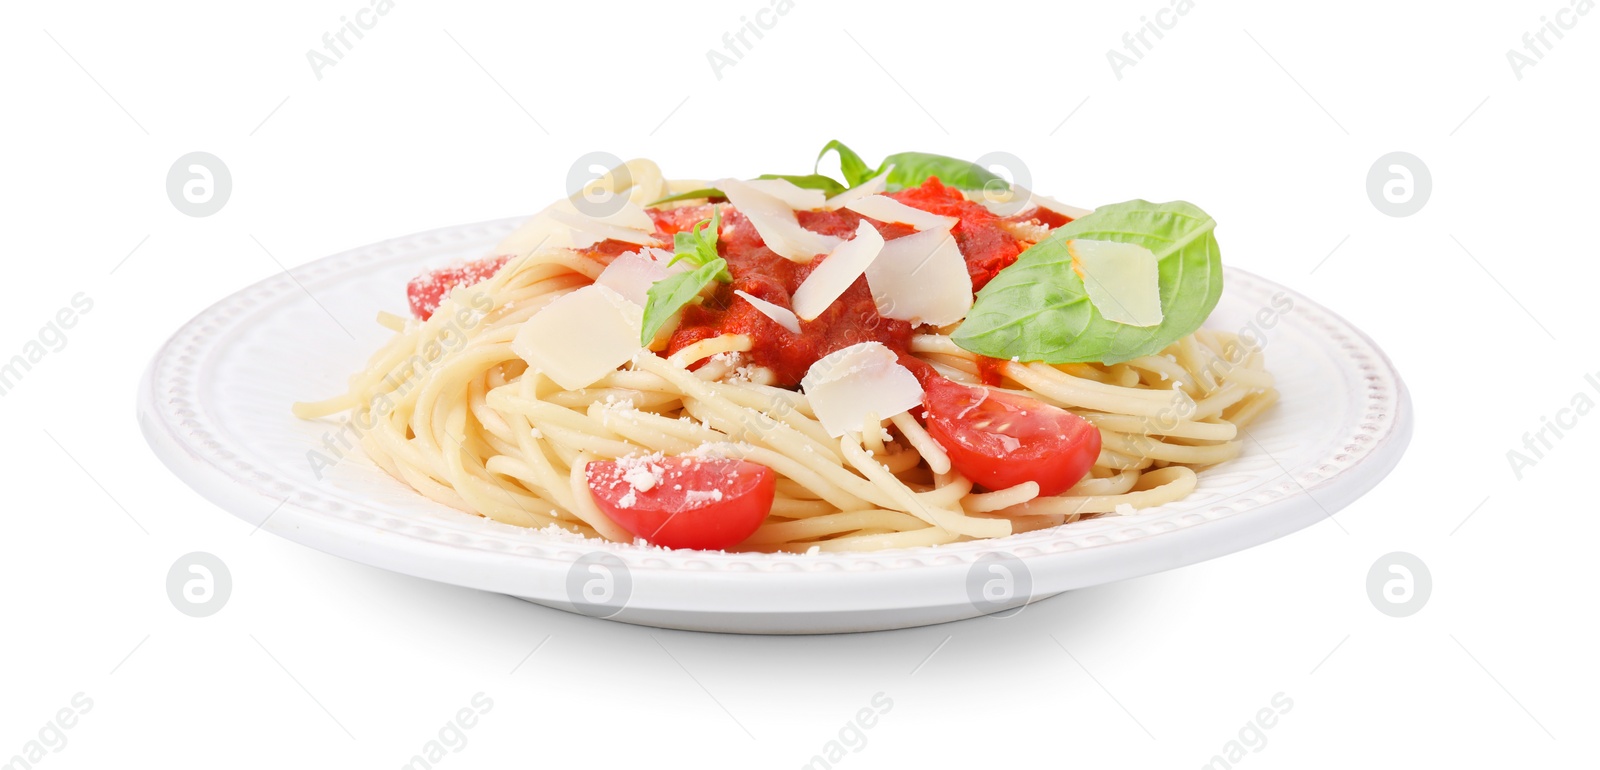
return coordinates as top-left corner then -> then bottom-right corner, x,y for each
139,217 -> 1412,634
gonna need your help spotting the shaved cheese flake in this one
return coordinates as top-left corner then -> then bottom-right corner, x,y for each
734,290 -> 801,334
494,205 -> 584,257
846,194 -> 957,231
865,227 -> 972,326
970,185 -> 1093,221
790,220 -> 885,321
495,197 -> 661,257
716,178 -> 841,262
1022,186 -> 1093,221
744,178 -> 827,211
800,342 -> 925,438
511,284 -> 644,390
1010,185 -> 1094,220
596,248 -> 684,307
560,194 -> 657,231
546,200 -> 661,247
822,167 -> 891,210
1067,239 -> 1164,327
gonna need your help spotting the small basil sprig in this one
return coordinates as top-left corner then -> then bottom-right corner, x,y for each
815,140 -> 877,187
815,140 -> 1004,192
641,209 -> 730,344
759,173 -> 846,196
878,151 -> 1002,191
647,141 -> 999,207
951,200 -> 1222,365
667,208 -> 731,281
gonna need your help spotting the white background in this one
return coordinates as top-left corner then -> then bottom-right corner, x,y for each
2,0 -> 1596,767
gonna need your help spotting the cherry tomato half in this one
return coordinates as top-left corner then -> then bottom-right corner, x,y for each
405,254 -> 511,320
585,455 -> 776,550
920,376 -> 1101,496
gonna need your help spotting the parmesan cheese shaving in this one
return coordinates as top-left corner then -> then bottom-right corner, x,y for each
493,206 -> 584,257
733,290 -> 802,334
495,197 -> 662,257
716,178 -> 842,262
545,201 -> 660,247
790,220 -> 885,321
970,185 -> 1093,221
799,342 -> 925,438
846,194 -> 957,231
865,227 -> 973,326
744,178 -> 827,211
596,247 -> 684,307
563,194 -> 656,231
1020,186 -> 1094,221
822,167 -> 891,211
511,284 -> 643,390
1067,239 -> 1164,327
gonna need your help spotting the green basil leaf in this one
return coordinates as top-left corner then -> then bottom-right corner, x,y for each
756,173 -> 846,197
641,258 -> 729,345
670,231 -> 702,263
951,200 -> 1222,365
878,152 -> 1004,192
667,209 -> 730,281
648,188 -> 726,206
815,140 -> 876,187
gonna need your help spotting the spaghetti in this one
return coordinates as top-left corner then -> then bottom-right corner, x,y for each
295,154 -> 1275,553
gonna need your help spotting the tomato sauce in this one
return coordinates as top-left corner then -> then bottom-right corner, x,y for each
405,178 -> 1070,390
647,177 -> 1032,388
888,178 -> 1025,292
974,355 -> 1009,387
654,206 -> 909,387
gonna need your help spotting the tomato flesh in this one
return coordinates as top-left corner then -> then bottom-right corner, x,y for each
585,455 -> 776,550
406,255 -> 512,320
919,376 -> 1101,496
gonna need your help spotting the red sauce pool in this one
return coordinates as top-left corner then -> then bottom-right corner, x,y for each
653,177 -> 1040,388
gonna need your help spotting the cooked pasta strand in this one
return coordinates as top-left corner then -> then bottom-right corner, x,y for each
294,183 -> 1277,553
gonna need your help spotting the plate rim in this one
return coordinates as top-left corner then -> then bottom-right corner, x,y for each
137,215 -> 1413,614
